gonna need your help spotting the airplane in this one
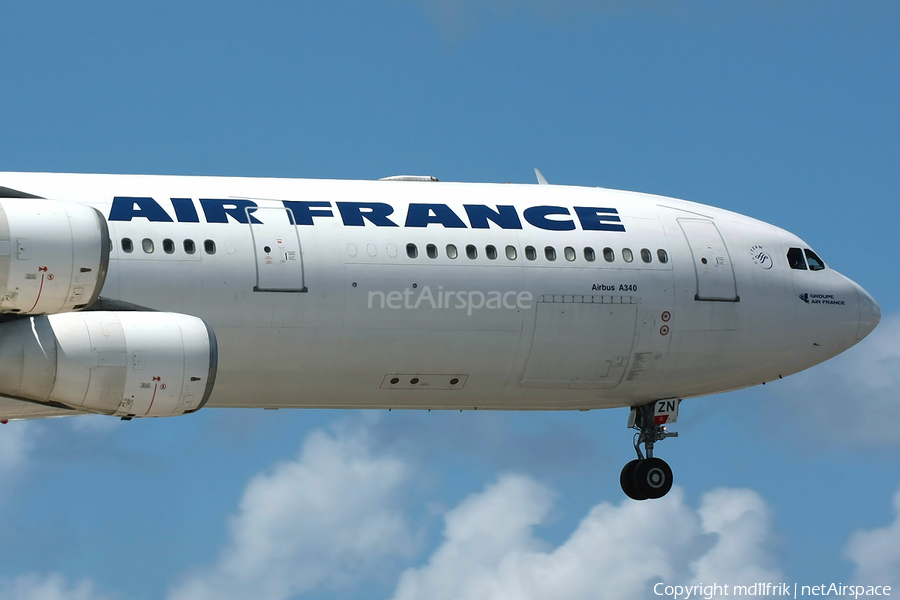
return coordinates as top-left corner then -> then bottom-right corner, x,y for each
0,170 -> 880,500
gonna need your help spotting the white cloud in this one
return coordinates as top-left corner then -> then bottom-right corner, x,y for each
769,311 -> 900,446
167,424 -> 417,600
0,574 -> 110,600
0,414 -> 119,477
0,421 -> 36,475
844,486 -> 900,587
691,488 -> 781,586
68,414 -> 119,434
391,477 -> 781,600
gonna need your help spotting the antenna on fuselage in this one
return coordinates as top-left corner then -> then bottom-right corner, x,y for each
534,168 -> 549,185
379,175 -> 439,182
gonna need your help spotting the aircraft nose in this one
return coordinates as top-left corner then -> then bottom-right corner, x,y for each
855,282 -> 881,341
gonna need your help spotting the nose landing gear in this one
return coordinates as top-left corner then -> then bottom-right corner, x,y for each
621,400 -> 680,500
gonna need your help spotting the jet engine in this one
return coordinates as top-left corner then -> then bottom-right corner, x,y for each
0,311 -> 217,418
0,198 -> 109,314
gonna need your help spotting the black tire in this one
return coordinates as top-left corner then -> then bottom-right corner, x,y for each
620,459 -> 647,500
633,457 -> 673,499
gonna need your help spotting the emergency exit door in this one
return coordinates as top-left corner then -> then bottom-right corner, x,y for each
678,219 -> 738,302
247,207 -> 307,292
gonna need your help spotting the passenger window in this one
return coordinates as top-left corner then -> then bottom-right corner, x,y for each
163,239 -> 175,254
184,239 -> 196,254
505,245 -> 517,260
584,247 -> 596,262
787,247 -> 807,270
564,246 -> 576,261
545,246 -> 557,261
142,239 -> 154,253
657,249 -> 668,264
446,244 -> 458,259
204,239 -> 216,255
622,248 -> 634,263
603,247 -> 614,262
804,249 -> 825,271
407,243 -> 418,259
426,244 -> 438,259
525,246 -> 537,261
121,238 -> 134,253
466,244 -> 477,259
485,245 -> 498,260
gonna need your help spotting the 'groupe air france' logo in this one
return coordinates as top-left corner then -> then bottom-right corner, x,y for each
798,292 -> 845,306
750,245 -> 773,269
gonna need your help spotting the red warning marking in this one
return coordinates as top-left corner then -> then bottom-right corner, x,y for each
38,266 -> 48,272
654,415 -> 669,425
660,325 -> 670,336
152,376 -> 161,381
27,274 -> 45,312
145,383 -> 158,416
661,311 -> 671,322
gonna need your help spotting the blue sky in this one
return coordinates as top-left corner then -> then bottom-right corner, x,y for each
1,2 -> 899,599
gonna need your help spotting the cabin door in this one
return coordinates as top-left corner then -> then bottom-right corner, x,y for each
247,207 -> 307,292
678,219 -> 738,302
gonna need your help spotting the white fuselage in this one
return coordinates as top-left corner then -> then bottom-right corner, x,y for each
0,172 -> 880,414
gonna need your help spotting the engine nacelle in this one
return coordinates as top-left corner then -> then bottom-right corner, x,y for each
0,198 -> 109,314
0,311 -> 217,418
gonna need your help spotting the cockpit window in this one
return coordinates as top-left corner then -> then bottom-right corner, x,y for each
804,249 -> 825,271
787,247 -> 807,270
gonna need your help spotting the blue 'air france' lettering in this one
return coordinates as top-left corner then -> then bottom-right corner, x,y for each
464,205 -> 521,229
336,202 -> 399,227
199,199 -> 263,224
108,197 -> 626,232
171,198 -> 200,223
283,201 -> 333,225
109,197 -> 174,223
405,204 -> 468,228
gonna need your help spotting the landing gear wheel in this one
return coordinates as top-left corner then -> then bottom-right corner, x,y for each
620,459 -> 647,501
621,402 -> 680,500
633,457 -> 673,499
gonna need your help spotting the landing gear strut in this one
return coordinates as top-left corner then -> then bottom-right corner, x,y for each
620,401 -> 679,500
